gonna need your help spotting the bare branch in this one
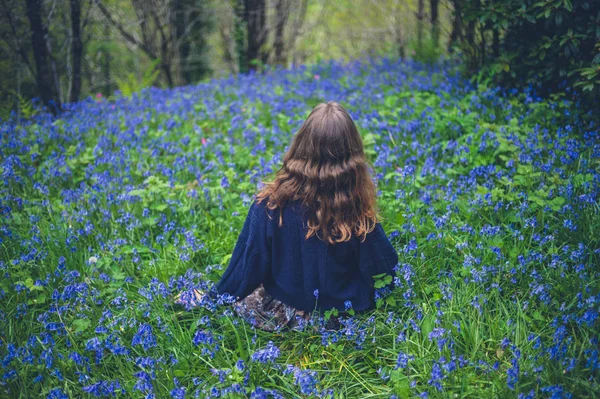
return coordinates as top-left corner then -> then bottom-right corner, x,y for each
81,0 -> 94,30
94,0 -> 157,58
0,0 -> 34,72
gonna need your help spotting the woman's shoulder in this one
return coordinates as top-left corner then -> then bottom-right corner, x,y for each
249,197 -> 271,218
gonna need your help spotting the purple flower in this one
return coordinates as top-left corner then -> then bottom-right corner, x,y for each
395,351 -> 414,369
192,329 -> 214,346
344,300 -> 353,311
82,379 -> 125,397
294,369 -> 318,395
507,356 -> 519,390
132,324 -> 157,350
47,388 -> 69,399
251,341 -> 280,363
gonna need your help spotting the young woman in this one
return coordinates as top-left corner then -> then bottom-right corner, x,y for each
179,102 -> 398,331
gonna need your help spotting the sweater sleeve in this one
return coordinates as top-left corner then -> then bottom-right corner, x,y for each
216,200 -> 271,299
358,223 -> 398,287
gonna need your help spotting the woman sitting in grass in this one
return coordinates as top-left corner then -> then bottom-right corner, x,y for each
177,101 -> 398,331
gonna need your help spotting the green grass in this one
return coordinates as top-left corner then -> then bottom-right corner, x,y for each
0,58 -> 599,398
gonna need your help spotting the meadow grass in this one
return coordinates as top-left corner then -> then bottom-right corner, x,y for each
0,58 -> 599,398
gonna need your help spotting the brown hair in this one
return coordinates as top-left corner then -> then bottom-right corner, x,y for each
257,101 -> 377,244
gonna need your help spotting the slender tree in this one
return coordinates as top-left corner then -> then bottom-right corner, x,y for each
273,0 -> 288,66
492,27 -> 500,57
174,0 -> 213,84
465,0 -> 479,70
25,0 -> 61,113
448,0 -> 462,52
216,1 -> 237,73
245,0 -> 266,71
429,0 -> 439,47
102,23 -> 111,95
232,0 -> 267,73
394,1 -> 406,58
70,0 -> 83,102
286,0 -> 308,66
416,0 -> 424,52
232,0 -> 247,73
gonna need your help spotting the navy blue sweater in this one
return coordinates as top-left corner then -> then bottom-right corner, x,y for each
216,199 -> 399,312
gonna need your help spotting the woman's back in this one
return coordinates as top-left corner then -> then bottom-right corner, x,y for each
216,198 -> 398,312
213,101 -> 398,328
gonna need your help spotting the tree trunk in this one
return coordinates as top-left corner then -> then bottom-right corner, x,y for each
492,27 -> 499,57
245,0 -> 266,71
25,0 -> 61,113
430,0 -> 439,47
394,4 -> 405,58
218,4 -> 237,73
233,0 -> 247,73
259,0 -> 267,67
465,1 -> 476,70
173,0 -> 187,85
103,23 -> 111,96
161,60 -> 174,87
287,0 -> 307,67
70,0 -> 83,103
274,0 -> 287,65
46,27 -> 62,106
480,19 -> 488,65
448,0 -> 462,52
416,0 -> 424,52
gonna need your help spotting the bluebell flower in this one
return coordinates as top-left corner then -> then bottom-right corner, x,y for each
428,360 -> 444,391
192,329 -> 214,346
344,300 -> 353,311
170,377 -> 186,399
82,379 -> 125,397
507,355 -> 519,390
132,324 -> 157,350
133,371 -> 154,393
251,341 -> 280,363
46,388 -> 69,399
395,351 -> 414,369
236,359 -> 245,371
294,369 -> 318,395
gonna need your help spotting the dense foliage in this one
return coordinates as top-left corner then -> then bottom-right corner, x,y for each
1,58 -> 599,398
454,0 -> 600,102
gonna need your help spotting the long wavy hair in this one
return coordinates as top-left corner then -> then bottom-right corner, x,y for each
257,101 -> 377,244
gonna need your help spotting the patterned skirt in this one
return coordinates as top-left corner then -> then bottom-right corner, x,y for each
175,284 -> 340,332
234,284 -> 312,332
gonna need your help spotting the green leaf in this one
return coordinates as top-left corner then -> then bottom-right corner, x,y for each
152,204 -> 168,212
72,318 -> 91,333
173,370 -> 185,377
128,189 -> 146,197
564,0 -> 573,11
221,254 -> 232,265
533,311 -> 544,321
32,294 -> 47,305
111,270 -> 126,280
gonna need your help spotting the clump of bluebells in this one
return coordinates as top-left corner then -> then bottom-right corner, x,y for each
1,57 -> 599,398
